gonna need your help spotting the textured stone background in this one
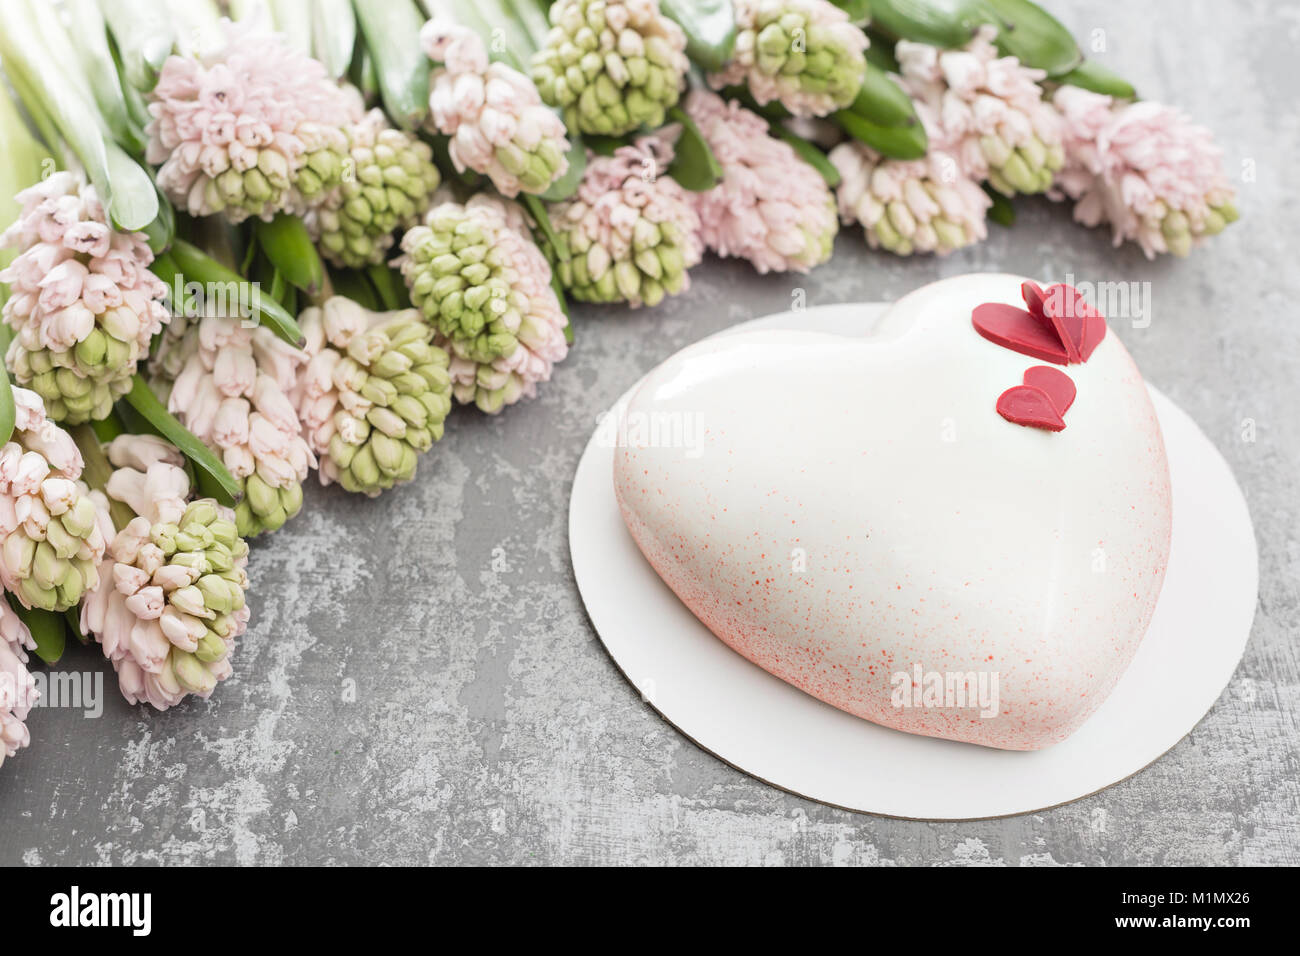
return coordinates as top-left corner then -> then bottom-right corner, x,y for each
2,0 -> 1296,866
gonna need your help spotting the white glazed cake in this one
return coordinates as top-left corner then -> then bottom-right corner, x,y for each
613,273 -> 1172,750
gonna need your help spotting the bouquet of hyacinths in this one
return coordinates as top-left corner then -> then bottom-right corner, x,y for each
0,0 -> 1243,771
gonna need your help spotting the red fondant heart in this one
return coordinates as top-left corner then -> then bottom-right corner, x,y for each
1043,284 -> 1108,361
1023,365 -> 1076,415
996,385 -> 1066,431
1080,310 -> 1107,361
971,303 -> 1070,365
1021,280 -> 1047,322
1039,286 -> 1082,363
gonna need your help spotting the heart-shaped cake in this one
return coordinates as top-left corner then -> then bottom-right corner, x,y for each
613,274 -> 1172,750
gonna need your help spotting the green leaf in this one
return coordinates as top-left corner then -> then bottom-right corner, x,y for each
0,324 -> 15,447
1057,59 -> 1136,99
864,28 -> 902,73
66,607 -> 90,646
0,0 -> 158,231
494,0 -> 550,60
867,0 -> 983,48
827,0 -> 871,23
522,194 -> 569,262
102,134 -> 163,231
2,67 -> 65,171
659,0 -> 737,73
366,263 -> 410,311
255,214 -> 324,296
59,0 -> 149,154
982,183 -> 1016,226
551,270 -> 573,345
160,0 -> 221,55
353,0 -> 430,130
0,79 -> 53,265
268,267 -> 287,309
267,0 -> 313,55
313,0 -> 358,77
9,599 -> 67,665
538,136 -> 588,202
167,239 -> 305,348
979,0 -> 1082,76
849,60 -> 921,128
350,40 -> 380,102
0,38 -> 53,461
89,410 -> 128,445
71,421 -> 144,531
240,230 -> 260,276
327,267 -> 381,311
582,135 -> 623,157
833,111 -> 928,159
140,187 -> 176,255
123,375 -> 242,506
98,0 -> 175,93
770,126 -> 841,188
666,105 -> 723,192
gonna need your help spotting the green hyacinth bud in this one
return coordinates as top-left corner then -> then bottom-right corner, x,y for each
315,310 -> 453,496
531,0 -> 690,136
314,111 -> 441,269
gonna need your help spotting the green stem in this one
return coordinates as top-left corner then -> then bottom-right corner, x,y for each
70,423 -> 137,531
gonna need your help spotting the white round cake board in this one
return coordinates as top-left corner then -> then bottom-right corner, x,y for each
569,304 -> 1259,820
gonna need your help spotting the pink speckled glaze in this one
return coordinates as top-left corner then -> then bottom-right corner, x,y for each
613,274 -> 1172,750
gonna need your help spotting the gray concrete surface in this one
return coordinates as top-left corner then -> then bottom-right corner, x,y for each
1,0 -> 1296,866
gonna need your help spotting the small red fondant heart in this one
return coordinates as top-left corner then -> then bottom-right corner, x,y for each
1023,365 -> 1076,415
996,385 -> 1067,431
971,303 -> 1070,365
1021,280 -> 1048,322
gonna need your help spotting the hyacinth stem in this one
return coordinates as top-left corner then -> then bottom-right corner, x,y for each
354,0 -> 430,130
69,424 -> 137,533
122,376 -> 243,506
